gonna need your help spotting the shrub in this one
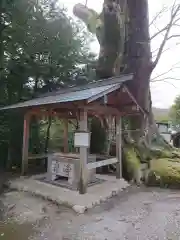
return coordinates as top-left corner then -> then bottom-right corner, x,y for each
146,158 -> 180,188
123,146 -> 141,182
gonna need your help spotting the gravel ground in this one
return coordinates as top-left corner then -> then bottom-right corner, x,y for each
1,186 -> 180,240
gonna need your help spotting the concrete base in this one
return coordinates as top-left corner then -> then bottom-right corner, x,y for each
7,174 -> 130,214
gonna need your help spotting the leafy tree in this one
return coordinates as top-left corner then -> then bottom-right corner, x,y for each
170,96 -> 180,130
0,0 -> 93,169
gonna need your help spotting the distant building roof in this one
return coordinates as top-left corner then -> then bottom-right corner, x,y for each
0,74 -> 133,111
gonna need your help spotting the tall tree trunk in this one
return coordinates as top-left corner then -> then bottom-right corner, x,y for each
126,0 -> 152,141
73,0 -> 153,142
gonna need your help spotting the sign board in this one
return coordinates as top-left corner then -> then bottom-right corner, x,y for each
57,162 -> 73,177
74,131 -> 90,148
51,161 -> 74,178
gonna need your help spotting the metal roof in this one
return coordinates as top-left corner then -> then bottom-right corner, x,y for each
39,74 -> 133,98
0,74 -> 133,111
0,83 -> 120,111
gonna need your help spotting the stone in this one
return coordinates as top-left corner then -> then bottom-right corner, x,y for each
112,190 -> 118,196
41,205 -> 47,213
8,175 -> 130,213
7,204 -> 16,212
95,216 -> 103,222
104,226 -> 112,232
72,205 -> 86,214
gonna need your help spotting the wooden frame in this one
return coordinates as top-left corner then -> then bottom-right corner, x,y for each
22,113 -> 30,175
21,105 -> 123,192
87,157 -> 118,170
116,116 -> 122,179
78,109 -> 88,194
19,79 -> 145,194
63,118 -> 69,153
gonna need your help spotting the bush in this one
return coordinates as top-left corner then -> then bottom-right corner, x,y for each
149,148 -> 180,159
150,148 -> 173,159
123,146 -> 141,182
146,158 -> 180,188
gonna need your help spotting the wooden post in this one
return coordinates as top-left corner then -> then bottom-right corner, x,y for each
63,118 -> 68,153
22,113 -> 30,175
116,116 -> 122,179
79,109 -> 88,194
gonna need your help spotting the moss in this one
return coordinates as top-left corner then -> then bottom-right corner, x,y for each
146,158 -> 180,188
134,143 -> 151,162
150,149 -> 172,159
149,148 -> 180,161
124,146 -> 141,180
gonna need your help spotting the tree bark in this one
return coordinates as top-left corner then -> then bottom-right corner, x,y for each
126,0 -> 152,140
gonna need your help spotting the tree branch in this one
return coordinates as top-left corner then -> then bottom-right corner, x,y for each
152,3 -> 180,70
151,79 -> 177,88
149,6 -> 168,27
151,62 -> 180,81
152,46 -> 173,59
151,77 -> 180,82
167,34 -> 180,40
150,25 -> 168,40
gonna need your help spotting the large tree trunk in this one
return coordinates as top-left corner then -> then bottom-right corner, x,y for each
126,0 -> 152,140
73,0 -> 171,182
73,0 -> 152,142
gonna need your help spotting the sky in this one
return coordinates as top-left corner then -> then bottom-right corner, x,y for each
59,0 -> 180,109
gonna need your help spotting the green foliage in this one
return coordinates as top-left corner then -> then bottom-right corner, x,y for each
48,119 -> 76,152
145,148 -> 180,187
123,146 -> 141,180
0,0 -> 93,169
147,158 -> 180,188
150,148 -> 173,159
170,95 -> 180,130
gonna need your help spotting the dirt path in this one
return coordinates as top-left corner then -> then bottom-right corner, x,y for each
1,186 -> 180,239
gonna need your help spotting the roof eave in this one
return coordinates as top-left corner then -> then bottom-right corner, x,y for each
87,83 -> 122,103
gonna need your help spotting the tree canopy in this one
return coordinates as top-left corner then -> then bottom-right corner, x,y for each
0,0 -> 94,168
170,95 -> 180,130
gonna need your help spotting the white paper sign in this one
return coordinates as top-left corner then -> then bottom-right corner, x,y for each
56,162 -> 73,177
74,132 -> 90,147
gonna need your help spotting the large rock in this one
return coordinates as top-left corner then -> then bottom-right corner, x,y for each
72,205 -> 86,214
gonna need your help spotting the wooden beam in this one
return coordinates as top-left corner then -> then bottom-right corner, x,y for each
28,102 -> 79,112
123,86 -> 145,115
84,104 -> 120,116
116,116 -> 122,179
29,109 -> 76,119
28,102 -> 120,118
28,154 -> 48,160
78,109 -> 88,194
119,105 -> 140,113
87,158 -> 118,170
63,118 -> 69,153
22,113 -> 30,175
